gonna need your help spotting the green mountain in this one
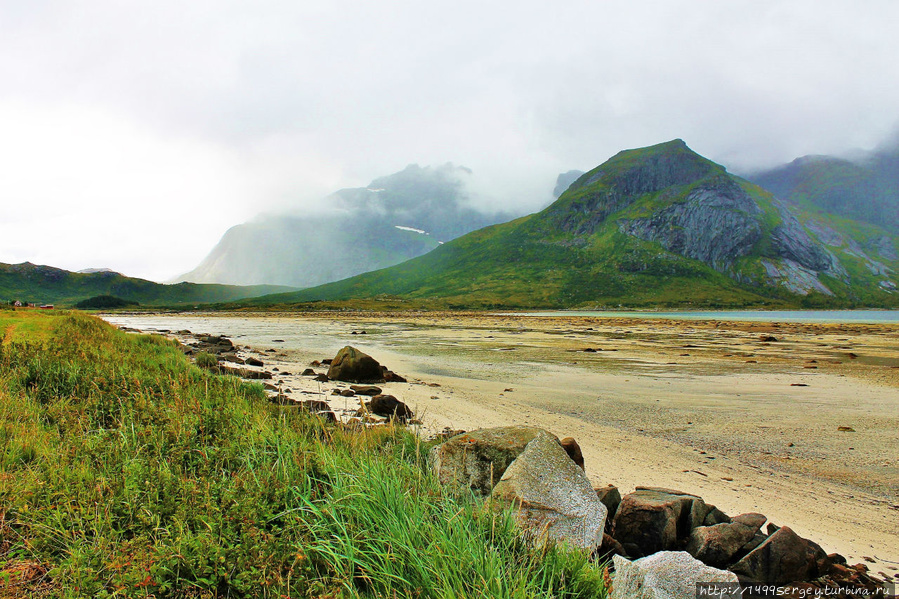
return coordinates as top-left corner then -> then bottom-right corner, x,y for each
243,140 -> 899,309
748,146 -> 899,235
177,164 -> 518,287
0,262 -> 294,308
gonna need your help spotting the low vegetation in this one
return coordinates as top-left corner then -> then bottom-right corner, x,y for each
73,295 -> 140,310
0,310 -> 607,597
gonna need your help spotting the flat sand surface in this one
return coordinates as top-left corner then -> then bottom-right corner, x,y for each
105,312 -> 899,578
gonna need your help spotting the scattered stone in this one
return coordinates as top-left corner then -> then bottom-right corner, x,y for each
597,533 -> 627,559
327,346 -> 386,383
687,519 -> 761,568
595,485 -> 622,521
302,368 -> 316,376
383,369 -> 407,383
730,526 -> 829,584
310,360 -> 321,367
560,437 -> 585,469
350,385 -> 382,396
430,426 -> 550,496
837,426 -> 856,432
612,487 -> 709,557
368,394 -> 413,422
491,431 -> 607,551
245,356 -> 264,367
790,383 -> 808,387
340,389 -> 356,397
218,365 -> 272,380
759,335 -> 779,342
612,552 -> 738,599
314,374 -> 329,382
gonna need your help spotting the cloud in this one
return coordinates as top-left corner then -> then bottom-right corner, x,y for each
1,0 -> 897,280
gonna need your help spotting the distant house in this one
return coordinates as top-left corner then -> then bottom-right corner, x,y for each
13,300 -> 22,307
39,304 -> 54,309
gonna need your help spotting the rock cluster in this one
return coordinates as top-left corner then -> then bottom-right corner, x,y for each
430,426 -> 890,597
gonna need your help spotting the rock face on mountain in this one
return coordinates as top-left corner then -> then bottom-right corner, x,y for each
178,164 -> 516,288
260,140 -> 899,309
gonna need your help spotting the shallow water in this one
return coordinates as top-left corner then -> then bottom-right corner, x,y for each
509,309 -> 899,323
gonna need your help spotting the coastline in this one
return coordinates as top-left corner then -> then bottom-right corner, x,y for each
103,311 -> 899,578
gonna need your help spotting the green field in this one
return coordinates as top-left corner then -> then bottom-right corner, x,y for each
0,309 -> 607,597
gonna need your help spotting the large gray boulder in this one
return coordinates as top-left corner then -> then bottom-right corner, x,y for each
431,426 -> 549,496
491,431 -> 607,551
612,487 -> 709,557
612,552 -> 738,599
327,346 -> 386,383
729,526 -> 830,584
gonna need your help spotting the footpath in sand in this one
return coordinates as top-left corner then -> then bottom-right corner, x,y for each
104,312 -> 899,580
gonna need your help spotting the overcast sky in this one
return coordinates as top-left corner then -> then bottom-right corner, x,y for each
2,1 -> 897,282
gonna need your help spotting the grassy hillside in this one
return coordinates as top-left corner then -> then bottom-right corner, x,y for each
0,262 -> 294,308
0,309 -> 608,597
242,141 -> 899,310
749,154 -> 899,234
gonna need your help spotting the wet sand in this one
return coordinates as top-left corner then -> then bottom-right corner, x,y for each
104,312 -> 899,577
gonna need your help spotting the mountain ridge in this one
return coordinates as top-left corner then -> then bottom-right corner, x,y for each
0,261 -> 294,307
239,140 -> 898,309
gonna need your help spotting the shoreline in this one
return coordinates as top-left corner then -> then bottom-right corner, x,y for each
103,311 -> 899,579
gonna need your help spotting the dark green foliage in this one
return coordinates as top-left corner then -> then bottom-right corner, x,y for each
0,312 -> 608,597
74,294 -> 139,309
0,262 -> 295,308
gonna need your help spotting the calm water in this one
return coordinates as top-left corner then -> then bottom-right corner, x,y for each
510,310 -> 899,324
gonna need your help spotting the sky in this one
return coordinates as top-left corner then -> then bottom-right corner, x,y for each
2,0 -> 898,282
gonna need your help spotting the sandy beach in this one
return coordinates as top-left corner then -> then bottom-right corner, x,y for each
104,311 -> 899,579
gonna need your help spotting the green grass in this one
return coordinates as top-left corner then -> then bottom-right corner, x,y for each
0,311 -> 608,598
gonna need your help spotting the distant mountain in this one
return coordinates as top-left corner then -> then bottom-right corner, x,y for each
748,144 -> 899,234
0,262 -> 293,307
244,140 -> 899,309
553,170 -> 585,199
177,164 -> 518,288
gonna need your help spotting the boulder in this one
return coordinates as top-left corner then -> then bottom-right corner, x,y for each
560,437 -> 585,469
430,426 -> 549,496
383,369 -> 407,383
595,485 -> 622,520
703,505 -> 731,526
491,431 -> 607,551
295,400 -> 336,422
302,368 -> 315,376
612,487 -> 709,557
612,552 -> 738,599
368,394 -> 413,422
597,533 -> 627,559
686,521 -> 760,569
314,374 -> 329,382
327,346 -> 385,383
245,356 -> 264,367
350,385 -> 383,396
729,526 -> 829,584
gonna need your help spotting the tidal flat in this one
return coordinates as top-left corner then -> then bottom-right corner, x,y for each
105,311 -> 899,575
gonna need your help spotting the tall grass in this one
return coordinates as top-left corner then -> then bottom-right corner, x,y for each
0,312 -> 607,598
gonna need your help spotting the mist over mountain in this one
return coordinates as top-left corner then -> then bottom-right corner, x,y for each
553,170 -> 586,199
248,140 -> 899,309
178,164 -> 524,287
748,141 -> 899,234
